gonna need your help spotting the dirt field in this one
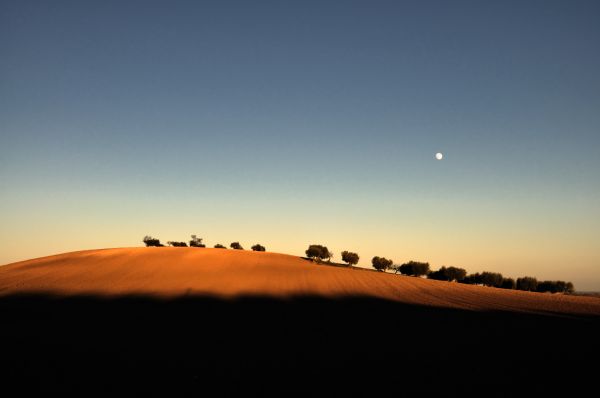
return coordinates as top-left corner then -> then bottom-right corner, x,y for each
1,247 -> 599,317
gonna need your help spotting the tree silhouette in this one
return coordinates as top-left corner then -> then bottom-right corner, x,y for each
460,273 -> 482,285
143,235 -> 573,295
565,282 -> 575,294
371,256 -> 393,272
500,277 -> 516,290
397,261 -> 430,277
143,236 -> 163,247
480,272 -> 503,288
305,245 -> 332,262
189,235 -> 206,248
167,241 -> 188,247
537,280 -> 575,294
341,251 -> 359,266
428,266 -> 466,282
445,266 -> 467,282
516,277 -> 538,291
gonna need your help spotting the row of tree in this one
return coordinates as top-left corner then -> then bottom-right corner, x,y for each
143,236 -> 266,252
143,237 -> 574,294
389,261 -> 573,293
304,244 -> 574,294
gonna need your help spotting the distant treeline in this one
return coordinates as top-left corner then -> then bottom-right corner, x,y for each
303,245 -> 574,294
142,236 -> 574,294
390,262 -> 574,294
143,235 -> 266,252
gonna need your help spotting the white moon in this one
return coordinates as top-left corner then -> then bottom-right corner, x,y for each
435,152 -> 443,160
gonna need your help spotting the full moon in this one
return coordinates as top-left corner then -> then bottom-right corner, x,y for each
435,152 -> 443,160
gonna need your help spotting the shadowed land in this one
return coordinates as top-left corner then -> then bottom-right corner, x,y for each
1,248 -> 599,396
2,294 -> 599,397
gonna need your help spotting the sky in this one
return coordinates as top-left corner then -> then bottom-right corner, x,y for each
1,0 -> 599,290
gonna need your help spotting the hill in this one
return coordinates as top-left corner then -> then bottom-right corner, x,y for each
1,248 -> 599,396
1,247 -> 599,317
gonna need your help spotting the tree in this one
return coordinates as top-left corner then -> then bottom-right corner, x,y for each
398,261 -> 430,277
427,268 -> 446,281
305,245 -> 332,262
143,235 -> 163,247
230,242 -> 244,250
537,281 -> 556,293
500,277 -> 516,290
189,235 -> 206,248
372,256 -> 393,272
428,266 -> 467,282
167,241 -> 188,247
460,273 -> 482,285
537,280 -> 575,294
251,244 -> 266,252
480,272 -> 503,288
445,266 -> 467,282
565,282 -> 575,294
516,277 -> 538,292
214,244 -> 226,249
341,251 -> 359,266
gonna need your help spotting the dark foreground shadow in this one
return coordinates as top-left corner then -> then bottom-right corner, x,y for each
1,294 -> 598,397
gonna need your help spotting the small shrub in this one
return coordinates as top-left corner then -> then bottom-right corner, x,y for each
167,241 -> 188,247
189,235 -> 206,248
143,235 -> 164,247
251,244 -> 266,252
214,244 -> 226,249
230,242 -> 244,250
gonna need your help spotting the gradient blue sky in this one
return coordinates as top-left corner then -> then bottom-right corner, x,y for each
1,0 -> 599,289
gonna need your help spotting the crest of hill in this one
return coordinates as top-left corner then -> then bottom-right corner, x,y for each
1,247 -> 599,317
